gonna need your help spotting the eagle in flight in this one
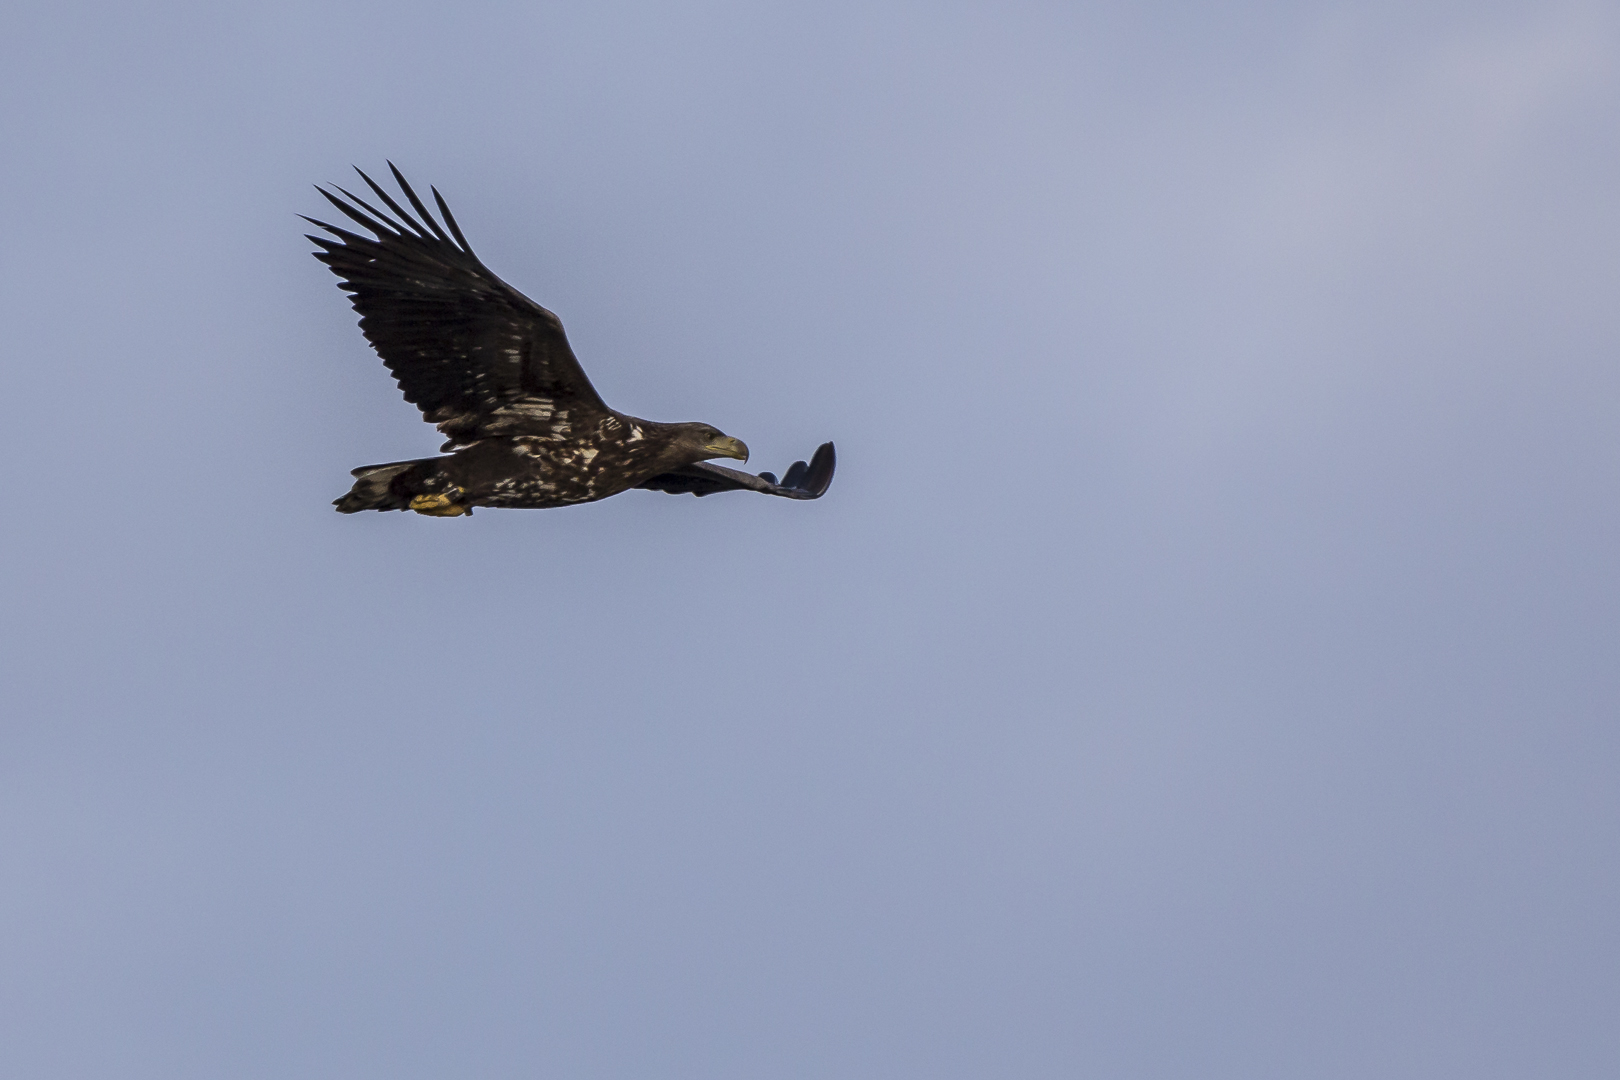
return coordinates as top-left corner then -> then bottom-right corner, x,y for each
306,164 -> 835,517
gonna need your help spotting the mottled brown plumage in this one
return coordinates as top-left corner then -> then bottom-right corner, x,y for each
306,164 -> 835,516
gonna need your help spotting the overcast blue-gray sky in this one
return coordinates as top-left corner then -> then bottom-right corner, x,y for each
3,1 -> 1618,1077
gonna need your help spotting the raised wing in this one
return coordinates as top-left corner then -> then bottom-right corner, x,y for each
639,442 -> 836,500
305,164 -> 610,449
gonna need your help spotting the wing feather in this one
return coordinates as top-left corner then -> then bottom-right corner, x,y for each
308,167 -> 609,448
431,186 -> 474,252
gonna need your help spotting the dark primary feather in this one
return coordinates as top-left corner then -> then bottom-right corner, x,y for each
304,164 -> 608,449
639,442 -> 836,499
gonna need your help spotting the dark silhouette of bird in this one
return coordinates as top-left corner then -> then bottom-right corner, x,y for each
305,164 -> 835,517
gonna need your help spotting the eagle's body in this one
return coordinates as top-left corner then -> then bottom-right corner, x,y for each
306,165 -> 834,516
340,418 -> 721,515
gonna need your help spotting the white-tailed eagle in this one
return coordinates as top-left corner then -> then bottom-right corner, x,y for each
306,164 -> 835,517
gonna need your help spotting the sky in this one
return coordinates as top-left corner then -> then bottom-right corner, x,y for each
2,1 -> 1618,1077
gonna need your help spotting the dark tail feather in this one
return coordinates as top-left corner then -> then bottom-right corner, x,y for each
334,461 -> 420,513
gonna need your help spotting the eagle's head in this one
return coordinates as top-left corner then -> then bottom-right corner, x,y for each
676,423 -> 749,464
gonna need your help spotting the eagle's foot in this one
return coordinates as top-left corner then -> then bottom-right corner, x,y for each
408,490 -> 470,517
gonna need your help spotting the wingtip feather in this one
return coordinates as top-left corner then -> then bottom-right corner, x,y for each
431,185 -> 474,254
387,162 -> 456,246
355,166 -> 433,240
804,441 -> 836,497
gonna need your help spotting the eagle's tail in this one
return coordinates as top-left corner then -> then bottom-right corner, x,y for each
334,460 -> 425,513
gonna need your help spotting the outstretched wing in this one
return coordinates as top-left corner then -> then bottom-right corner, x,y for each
639,442 -> 836,500
305,164 -> 610,449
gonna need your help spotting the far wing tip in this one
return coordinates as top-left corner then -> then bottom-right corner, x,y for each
805,441 -> 836,497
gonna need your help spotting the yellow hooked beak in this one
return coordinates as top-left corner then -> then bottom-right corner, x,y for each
702,436 -> 749,463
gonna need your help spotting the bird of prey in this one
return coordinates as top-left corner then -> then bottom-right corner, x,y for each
305,164 -> 835,517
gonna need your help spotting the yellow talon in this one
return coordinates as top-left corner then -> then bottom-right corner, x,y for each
408,493 -> 468,517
